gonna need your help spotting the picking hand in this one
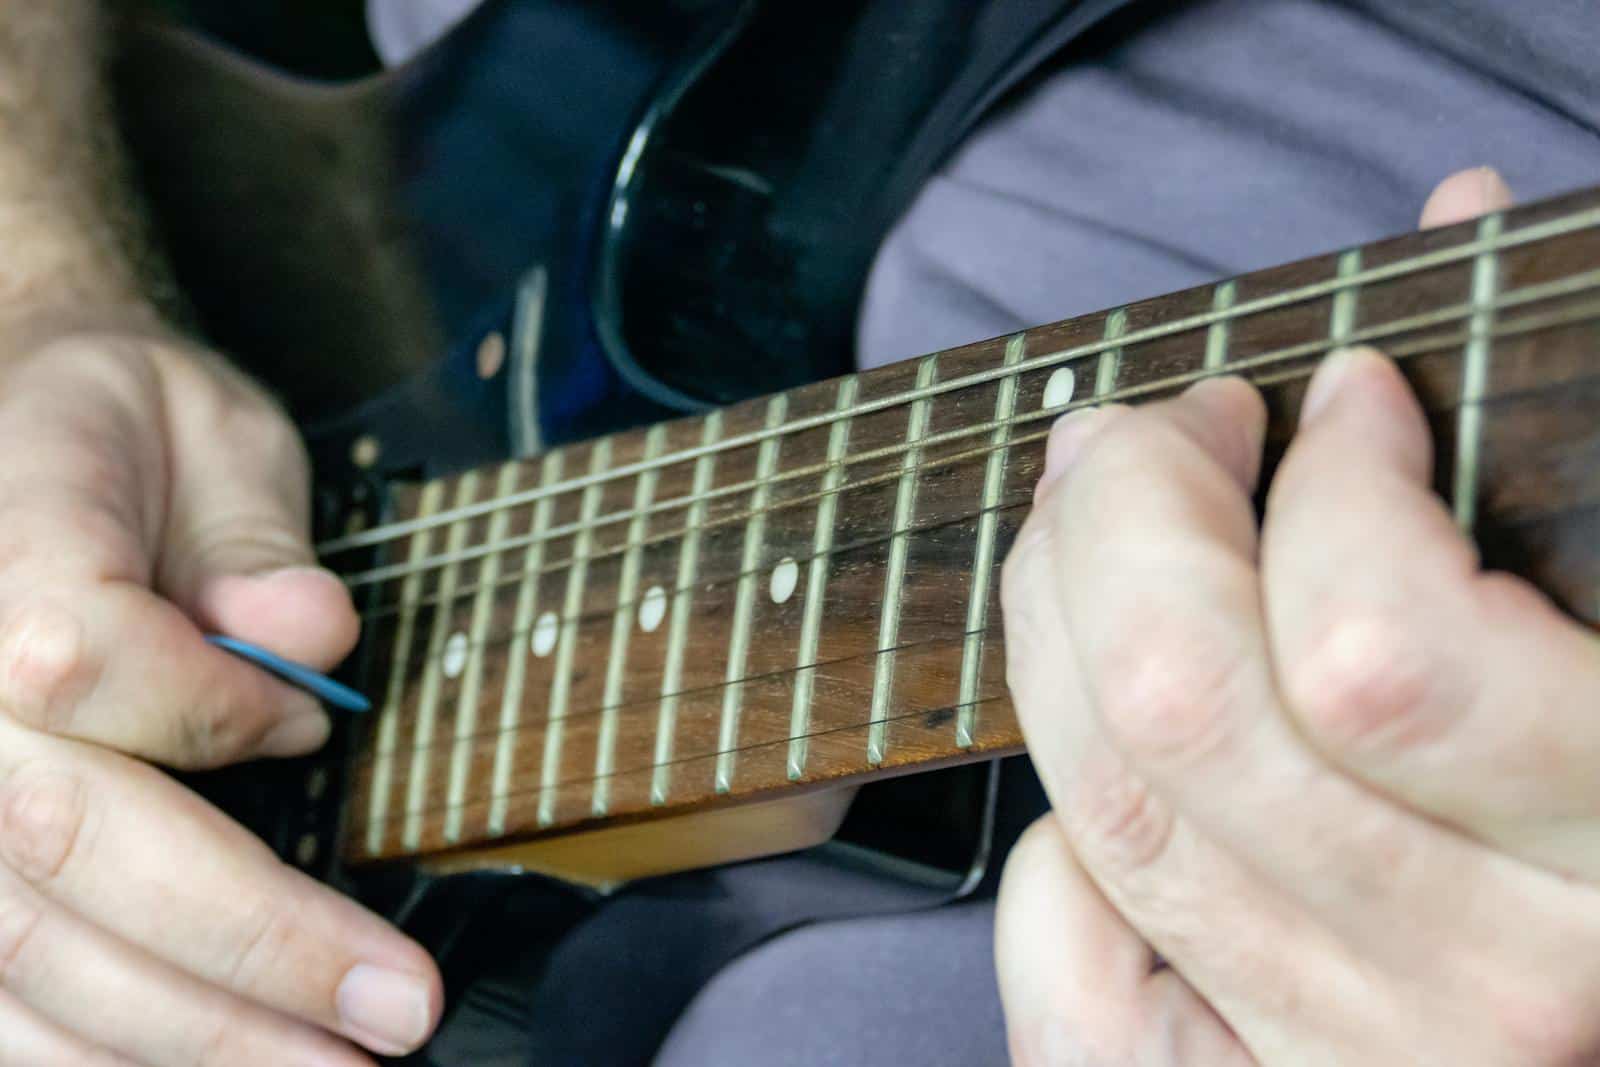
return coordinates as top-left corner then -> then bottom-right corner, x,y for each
0,325 -> 358,766
0,325 -> 441,1063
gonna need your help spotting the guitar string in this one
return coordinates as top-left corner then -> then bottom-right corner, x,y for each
338,274 -> 1600,624
358,567 -> 1019,765
360,693 -> 1016,837
345,297 -> 1600,774
344,290 -> 1600,671
338,264 -> 1600,596
319,201 -> 1600,557
353,331 -> 1600,840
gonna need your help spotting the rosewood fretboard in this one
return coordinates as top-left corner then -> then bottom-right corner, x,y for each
322,186 -> 1600,866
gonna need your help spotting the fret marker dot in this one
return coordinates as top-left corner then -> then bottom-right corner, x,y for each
1043,367 -> 1076,410
769,558 -> 799,604
532,612 -> 559,657
442,632 -> 469,679
639,585 -> 667,632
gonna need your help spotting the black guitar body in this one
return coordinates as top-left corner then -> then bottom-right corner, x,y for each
111,0 -> 1120,1057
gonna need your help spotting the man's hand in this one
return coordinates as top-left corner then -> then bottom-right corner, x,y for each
995,170 -> 1600,1064
0,327 -> 443,1065
0,4 -> 442,1060
0,708 -> 441,1064
0,325 -> 359,768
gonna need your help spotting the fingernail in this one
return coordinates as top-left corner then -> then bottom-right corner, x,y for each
1035,406 -> 1114,502
1299,347 -> 1365,426
337,964 -> 434,1055
257,711 -> 330,757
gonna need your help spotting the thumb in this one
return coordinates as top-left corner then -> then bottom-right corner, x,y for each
157,408 -> 359,673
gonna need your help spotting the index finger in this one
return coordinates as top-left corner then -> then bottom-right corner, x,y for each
0,720 -> 442,1056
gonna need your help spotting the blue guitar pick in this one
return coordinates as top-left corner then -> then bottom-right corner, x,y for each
206,635 -> 372,713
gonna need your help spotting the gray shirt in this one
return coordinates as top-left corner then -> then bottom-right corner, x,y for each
859,0 -> 1600,370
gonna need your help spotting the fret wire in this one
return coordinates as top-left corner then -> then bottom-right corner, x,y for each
444,462 -> 518,843
340,261 -> 1600,601
1331,249 -> 1363,344
363,480 -> 444,855
592,425 -> 665,817
715,395 -> 788,794
1454,214 -> 1505,531
350,270 -> 1600,645
787,377 -> 858,780
322,201 -> 1600,557
367,688 -> 1018,835
957,335 -> 1024,748
487,450 -> 561,836
363,513 -> 1033,765
652,413 -> 721,805
356,292 -> 1600,772
401,473 -> 480,851
1204,280 -> 1238,369
1095,308 -> 1127,396
536,440 -> 611,828
867,355 -> 938,765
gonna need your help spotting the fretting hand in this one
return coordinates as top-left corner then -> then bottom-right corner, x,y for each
995,169 -> 1600,1065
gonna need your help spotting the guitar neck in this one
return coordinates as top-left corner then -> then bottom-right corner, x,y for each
324,185 -> 1600,868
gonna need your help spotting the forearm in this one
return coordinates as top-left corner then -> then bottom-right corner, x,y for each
0,0 -> 171,337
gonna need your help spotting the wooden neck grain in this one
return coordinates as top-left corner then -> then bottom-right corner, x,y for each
329,185 -> 1600,867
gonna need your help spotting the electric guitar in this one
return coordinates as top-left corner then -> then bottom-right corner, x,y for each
111,0 -> 1600,1051
308,185 -> 1600,879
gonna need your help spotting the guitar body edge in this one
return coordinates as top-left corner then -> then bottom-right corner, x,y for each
419,786 -> 858,891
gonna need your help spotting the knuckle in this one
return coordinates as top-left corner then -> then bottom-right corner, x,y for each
223,896 -> 299,992
195,1002 -> 259,1067
169,698 -> 275,770
1061,754 -> 1175,875
226,404 -> 305,470
0,761 -> 90,884
159,350 -> 307,474
0,604 -> 89,733
1285,608 -> 1442,755
1097,623 -> 1245,768
0,887 -> 45,983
